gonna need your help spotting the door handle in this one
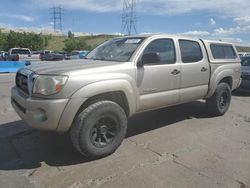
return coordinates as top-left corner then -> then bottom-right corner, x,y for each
201,67 -> 208,72
171,69 -> 181,75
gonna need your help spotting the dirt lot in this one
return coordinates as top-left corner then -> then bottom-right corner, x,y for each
0,73 -> 250,188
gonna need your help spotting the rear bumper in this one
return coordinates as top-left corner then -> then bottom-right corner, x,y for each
11,87 -> 68,131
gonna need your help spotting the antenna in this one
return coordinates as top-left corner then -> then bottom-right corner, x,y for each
122,0 -> 137,35
51,6 -> 63,32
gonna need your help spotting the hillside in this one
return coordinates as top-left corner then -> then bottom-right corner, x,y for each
46,36 -> 66,51
1,29 -> 250,52
47,35 -> 118,51
236,46 -> 250,52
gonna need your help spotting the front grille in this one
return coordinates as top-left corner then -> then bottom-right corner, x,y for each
16,72 -> 29,94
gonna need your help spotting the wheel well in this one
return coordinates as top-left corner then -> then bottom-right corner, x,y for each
77,91 -> 130,117
219,77 -> 232,89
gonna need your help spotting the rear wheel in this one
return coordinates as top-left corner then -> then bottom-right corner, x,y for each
70,101 -> 127,159
206,83 -> 231,116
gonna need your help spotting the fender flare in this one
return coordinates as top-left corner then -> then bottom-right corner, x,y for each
71,79 -> 138,116
206,69 -> 233,98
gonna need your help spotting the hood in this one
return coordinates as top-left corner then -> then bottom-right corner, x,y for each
26,59 -> 122,75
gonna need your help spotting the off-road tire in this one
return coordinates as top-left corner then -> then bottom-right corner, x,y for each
70,101 -> 127,159
206,83 -> 231,116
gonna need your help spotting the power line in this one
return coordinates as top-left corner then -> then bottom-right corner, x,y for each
51,6 -> 63,32
122,0 -> 137,35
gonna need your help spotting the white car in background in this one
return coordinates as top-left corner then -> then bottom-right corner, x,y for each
238,52 -> 250,57
8,48 -> 40,61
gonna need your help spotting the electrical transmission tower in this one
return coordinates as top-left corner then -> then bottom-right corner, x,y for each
51,6 -> 63,32
121,0 -> 137,35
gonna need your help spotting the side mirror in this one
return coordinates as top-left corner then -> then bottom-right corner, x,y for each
138,52 -> 160,67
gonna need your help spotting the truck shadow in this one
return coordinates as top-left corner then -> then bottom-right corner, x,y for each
0,101 -> 211,170
232,90 -> 250,97
127,100 -> 210,137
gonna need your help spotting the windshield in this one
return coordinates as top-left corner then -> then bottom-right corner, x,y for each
86,37 -> 144,62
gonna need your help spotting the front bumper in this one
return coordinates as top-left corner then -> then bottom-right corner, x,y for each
11,86 -> 68,131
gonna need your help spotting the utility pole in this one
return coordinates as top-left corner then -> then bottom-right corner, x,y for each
121,0 -> 137,35
51,6 -> 63,32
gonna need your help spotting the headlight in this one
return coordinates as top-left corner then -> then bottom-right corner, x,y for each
33,75 -> 68,95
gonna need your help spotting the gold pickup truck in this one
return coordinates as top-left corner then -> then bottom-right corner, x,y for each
11,34 -> 241,159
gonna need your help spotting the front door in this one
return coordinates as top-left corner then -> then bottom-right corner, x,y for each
136,38 -> 181,112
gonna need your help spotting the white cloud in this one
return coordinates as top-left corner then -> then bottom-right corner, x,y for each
213,26 -> 250,36
215,37 -> 243,44
0,22 -> 13,29
178,30 -> 210,37
234,16 -> 250,26
213,27 -> 240,36
209,18 -> 216,25
177,27 -> 249,45
0,14 -> 34,22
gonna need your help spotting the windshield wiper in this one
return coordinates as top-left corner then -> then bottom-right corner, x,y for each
86,57 -> 125,62
91,57 -> 108,61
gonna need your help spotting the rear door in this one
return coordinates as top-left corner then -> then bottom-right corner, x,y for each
178,39 -> 210,103
137,38 -> 181,111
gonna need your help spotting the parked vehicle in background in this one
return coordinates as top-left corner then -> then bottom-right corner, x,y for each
0,51 -> 7,60
66,50 -> 89,60
43,50 -> 52,54
238,56 -> 250,92
31,51 -> 42,60
238,52 -> 250,57
40,51 -> 65,61
57,51 -> 67,59
11,34 -> 241,159
7,48 -> 40,61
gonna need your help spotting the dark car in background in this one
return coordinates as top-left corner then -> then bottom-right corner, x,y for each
239,56 -> 250,92
40,51 -> 65,61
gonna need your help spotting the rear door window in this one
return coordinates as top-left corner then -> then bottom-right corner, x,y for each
179,40 -> 203,63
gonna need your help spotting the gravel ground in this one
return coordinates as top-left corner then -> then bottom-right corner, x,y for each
0,73 -> 250,188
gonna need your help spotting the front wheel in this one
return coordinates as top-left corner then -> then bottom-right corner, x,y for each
206,83 -> 231,116
70,101 -> 127,159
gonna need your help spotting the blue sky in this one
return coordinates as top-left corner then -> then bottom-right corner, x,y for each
0,0 -> 250,45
